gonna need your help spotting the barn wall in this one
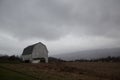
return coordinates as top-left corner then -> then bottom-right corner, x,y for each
32,43 -> 48,63
22,54 -> 32,61
32,44 -> 48,58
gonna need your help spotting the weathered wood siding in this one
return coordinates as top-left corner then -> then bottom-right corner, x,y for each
22,54 -> 32,61
32,43 -> 48,63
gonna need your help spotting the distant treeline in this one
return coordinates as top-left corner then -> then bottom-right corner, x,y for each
48,57 -> 65,62
73,56 -> 120,62
0,55 -> 65,63
0,55 -> 120,63
0,55 -> 21,63
49,56 -> 120,62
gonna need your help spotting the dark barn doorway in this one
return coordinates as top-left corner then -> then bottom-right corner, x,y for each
40,58 -> 46,63
24,60 -> 30,63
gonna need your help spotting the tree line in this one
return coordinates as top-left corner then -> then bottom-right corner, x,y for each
0,55 -> 120,63
74,56 -> 120,62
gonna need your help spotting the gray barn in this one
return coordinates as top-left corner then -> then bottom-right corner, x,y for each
21,42 -> 48,63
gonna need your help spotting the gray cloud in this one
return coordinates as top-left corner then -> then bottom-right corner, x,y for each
0,0 -> 120,40
0,0 -> 120,55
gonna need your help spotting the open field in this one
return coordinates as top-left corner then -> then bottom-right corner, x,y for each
0,62 -> 120,80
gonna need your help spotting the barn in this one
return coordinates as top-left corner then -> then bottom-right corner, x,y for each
21,42 -> 48,63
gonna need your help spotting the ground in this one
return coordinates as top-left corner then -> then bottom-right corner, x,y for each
0,62 -> 120,80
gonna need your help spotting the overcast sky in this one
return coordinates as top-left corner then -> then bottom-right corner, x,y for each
0,0 -> 120,56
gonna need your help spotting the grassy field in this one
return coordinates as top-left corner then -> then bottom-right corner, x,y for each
0,67 -> 36,80
0,62 -> 120,80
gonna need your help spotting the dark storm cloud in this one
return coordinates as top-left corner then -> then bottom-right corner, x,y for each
0,0 -> 120,40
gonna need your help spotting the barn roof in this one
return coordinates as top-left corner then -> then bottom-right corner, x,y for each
22,42 -> 46,55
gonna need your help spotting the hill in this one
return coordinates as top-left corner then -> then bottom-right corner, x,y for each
53,47 -> 120,60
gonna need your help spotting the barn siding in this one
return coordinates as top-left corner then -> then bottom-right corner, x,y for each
32,43 -> 48,63
22,54 -> 32,61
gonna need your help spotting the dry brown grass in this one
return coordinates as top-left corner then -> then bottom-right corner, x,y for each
0,62 -> 120,80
